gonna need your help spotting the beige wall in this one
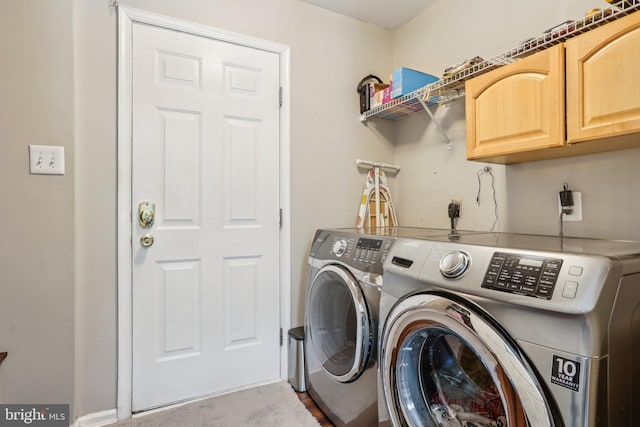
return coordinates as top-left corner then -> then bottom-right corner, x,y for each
73,0 -> 394,417
7,0 -> 640,421
73,0 -> 118,417
503,148 -> 640,240
391,0 -> 640,242
0,0 -> 75,408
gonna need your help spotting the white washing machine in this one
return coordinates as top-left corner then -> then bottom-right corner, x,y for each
304,228 -> 396,427
378,232 -> 640,427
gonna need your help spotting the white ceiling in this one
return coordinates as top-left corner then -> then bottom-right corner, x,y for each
299,0 -> 437,30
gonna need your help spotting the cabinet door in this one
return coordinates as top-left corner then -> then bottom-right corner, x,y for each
465,44 -> 565,161
566,12 -> 640,143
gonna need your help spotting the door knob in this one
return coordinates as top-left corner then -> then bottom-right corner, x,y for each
140,233 -> 155,247
138,201 -> 156,228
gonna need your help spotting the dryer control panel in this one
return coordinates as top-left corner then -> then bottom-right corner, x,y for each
354,238 -> 385,264
326,235 -> 394,275
482,252 -> 563,300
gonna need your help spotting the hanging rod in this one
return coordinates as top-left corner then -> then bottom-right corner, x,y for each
356,159 -> 401,172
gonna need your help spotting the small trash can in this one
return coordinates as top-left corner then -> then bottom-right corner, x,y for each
287,326 -> 306,392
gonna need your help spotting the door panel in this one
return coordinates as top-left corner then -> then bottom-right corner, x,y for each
131,22 -> 280,411
224,256 -> 260,346
224,117 -> 260,223
157,260 -> 201,361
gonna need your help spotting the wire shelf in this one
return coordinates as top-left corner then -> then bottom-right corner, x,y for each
360,1 -> 640,122
361,94 -> 441,121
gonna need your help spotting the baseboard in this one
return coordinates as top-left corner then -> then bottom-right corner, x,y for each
73,409 -> 117,427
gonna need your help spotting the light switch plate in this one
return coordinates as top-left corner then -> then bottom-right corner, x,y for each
29,145 -> 65,175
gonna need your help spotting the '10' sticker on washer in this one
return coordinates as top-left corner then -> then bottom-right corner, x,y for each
551,355 -> 581,392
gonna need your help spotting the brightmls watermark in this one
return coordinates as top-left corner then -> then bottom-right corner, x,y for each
0,405 -> 68,426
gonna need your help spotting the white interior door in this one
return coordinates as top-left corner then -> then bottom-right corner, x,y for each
131,22 -> 281,412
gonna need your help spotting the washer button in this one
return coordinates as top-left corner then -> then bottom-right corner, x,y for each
562,281 -> 579,299
568,266 -> 583,276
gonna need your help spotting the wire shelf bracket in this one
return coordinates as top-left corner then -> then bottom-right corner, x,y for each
417,97 -> 452,149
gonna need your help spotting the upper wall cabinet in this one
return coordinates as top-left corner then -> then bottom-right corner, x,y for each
465,44 -> 565,163
466,11 -> 640,164
566,11 -> 640,143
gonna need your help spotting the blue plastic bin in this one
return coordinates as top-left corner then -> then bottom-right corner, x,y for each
391,67 -> 439,99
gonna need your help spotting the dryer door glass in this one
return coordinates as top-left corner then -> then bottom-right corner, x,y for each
381,293 -> 555,427
306,265 -> 370,383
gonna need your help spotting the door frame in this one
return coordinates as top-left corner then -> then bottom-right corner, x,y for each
116,6 -> 291,420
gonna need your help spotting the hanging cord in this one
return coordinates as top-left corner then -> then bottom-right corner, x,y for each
476,166 -> 500,232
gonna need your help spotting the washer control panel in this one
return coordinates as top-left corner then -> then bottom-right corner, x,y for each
482,252 -> 563,299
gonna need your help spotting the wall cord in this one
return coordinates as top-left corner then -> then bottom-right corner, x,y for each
476,166 -> 500,232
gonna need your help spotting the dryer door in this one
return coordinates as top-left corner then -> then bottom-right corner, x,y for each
305,264 -> 371,383
380,293 -> 557,427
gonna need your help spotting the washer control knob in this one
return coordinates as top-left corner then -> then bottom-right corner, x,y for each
331,239 -> 348,257
440,251 -> 471,278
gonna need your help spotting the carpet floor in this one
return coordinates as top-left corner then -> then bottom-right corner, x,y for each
107,382 -> 321,427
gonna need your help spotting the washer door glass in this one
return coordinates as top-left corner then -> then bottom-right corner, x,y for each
382,294 -> 555,427
306,264 -> 370,383
397,329 -> 511,426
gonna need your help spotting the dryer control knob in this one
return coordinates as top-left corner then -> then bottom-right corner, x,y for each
331,239 -> 348,257
440,251 -> 471,278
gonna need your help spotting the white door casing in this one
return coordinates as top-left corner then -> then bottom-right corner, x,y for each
117,6 -> 291,418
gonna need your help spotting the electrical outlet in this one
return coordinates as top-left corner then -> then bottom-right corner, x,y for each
558,192 -> 582,221
29,145 -> 65,175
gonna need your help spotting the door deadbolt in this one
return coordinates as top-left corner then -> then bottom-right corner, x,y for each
138,201 -> 156,228
140,234 -> 155,247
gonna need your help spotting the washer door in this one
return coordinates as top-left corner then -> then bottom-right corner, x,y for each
381,293 -> 556,427
306,264 -> 371,383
